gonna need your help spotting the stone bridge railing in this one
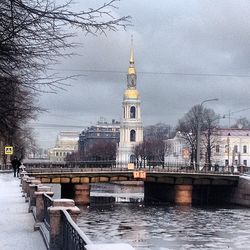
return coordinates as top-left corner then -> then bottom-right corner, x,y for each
23,161 -> 250,175
20,171 -> 134,250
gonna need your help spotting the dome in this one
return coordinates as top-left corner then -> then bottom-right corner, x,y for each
124,89 -> 139,99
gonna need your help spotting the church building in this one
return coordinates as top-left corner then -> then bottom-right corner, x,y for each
116,41 -> 143,167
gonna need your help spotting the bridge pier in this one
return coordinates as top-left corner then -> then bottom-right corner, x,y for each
144,182 -> 193,205
61,183 -> 90,205
175,185 -> 192,205
74,184 -> 90,205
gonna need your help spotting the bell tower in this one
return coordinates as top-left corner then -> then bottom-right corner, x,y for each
117,38 -> 143,167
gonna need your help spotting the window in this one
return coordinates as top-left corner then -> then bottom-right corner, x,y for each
234,145 -> 238,153
225,145 -> 228,153
225,159 -> 229,166
124,107 -> 126,118
244,160 -> 247,166
130,106 -> 136,118
130,154 -> 136,163
59,152 -> 62,156
130,130 -> 136,142
215,145 -> 220,153
243,145 -> 247,154
56,152 -> 58,156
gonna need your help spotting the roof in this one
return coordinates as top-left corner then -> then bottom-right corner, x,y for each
217,128 -> 250,137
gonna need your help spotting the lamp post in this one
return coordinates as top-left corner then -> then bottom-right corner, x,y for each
196,98 -> 219,170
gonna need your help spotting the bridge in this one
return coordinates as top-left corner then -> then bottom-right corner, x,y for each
25,165 -> 240,206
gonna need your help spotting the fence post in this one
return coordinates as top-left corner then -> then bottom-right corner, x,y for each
49,199 -> 80,250
28,180 -> 41,212
24,177 -> 36,202
21,175 -> 29,197
34,186 -> 54,224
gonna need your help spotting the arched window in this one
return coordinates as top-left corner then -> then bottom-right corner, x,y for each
130,129 -> 136,142
130,154 -> 136,163
130,106 -> 136,118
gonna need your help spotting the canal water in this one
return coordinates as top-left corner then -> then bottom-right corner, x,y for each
78,183 -> 250,250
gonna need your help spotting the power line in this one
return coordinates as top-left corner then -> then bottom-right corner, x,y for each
52,68 -> 250,78
29,123 -> 88,129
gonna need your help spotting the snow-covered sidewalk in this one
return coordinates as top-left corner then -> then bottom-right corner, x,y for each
0,173 -> 46,250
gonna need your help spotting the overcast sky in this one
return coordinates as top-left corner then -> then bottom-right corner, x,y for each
33,0 -> 250,149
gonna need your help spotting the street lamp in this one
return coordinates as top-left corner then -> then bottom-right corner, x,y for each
196,98 -> 219,170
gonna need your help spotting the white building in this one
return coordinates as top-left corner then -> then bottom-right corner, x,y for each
116,41 -> 143,167
164,132 -> 189,165
48,131 -> 79,162
213,128 -> 250,167
165,129 -> 250,167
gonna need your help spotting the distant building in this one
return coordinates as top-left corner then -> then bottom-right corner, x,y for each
165,128 -> 250,167
164,132 -> 189,165
213,128 -> 250,167
48,131 -> 79,162
78,119 -> 120,156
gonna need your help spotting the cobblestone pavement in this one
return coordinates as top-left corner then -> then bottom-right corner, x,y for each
0,173 -> 46,250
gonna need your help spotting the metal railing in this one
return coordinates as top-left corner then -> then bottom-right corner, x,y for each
25,165 -> 244,176
61,209 -> 92,250
43,193 -> 53,229
23,174 -> 134,250
24,160 -> 248,173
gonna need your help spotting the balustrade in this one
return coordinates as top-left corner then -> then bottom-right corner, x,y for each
19,172 -> 137,250
61,209 -> 92,250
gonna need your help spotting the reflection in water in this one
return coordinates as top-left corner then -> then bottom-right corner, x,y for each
77,184 -> 250,250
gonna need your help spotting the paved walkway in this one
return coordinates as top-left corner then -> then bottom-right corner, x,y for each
0,173 -> 46,250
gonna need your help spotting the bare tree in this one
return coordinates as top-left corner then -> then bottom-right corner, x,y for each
132,123 -> 173,168
176,105 -> 219,167
1,0 -> 130,91
176,106 -> 199,165
144,123 -> 173,140
202,109 -> 220,168
134,140 -> 148,168
85,140 -> 117,161
231,117 -> 250,129
0,0 -> 130,160
146,139 -> 169,168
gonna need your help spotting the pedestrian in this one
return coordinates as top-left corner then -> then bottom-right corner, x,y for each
16,158 -> 22,177
11,156 -> 21,177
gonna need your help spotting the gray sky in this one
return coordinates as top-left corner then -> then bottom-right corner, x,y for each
33,0 -> 250,149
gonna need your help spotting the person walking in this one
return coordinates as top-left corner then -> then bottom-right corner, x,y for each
16,158 -> 22,177
11,156 -> 21,177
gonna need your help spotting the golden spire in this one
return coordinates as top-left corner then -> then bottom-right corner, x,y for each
129,35 -> 135,65
128,35 -> 136,75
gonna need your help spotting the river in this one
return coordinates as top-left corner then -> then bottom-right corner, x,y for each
77,183 -> 250,250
